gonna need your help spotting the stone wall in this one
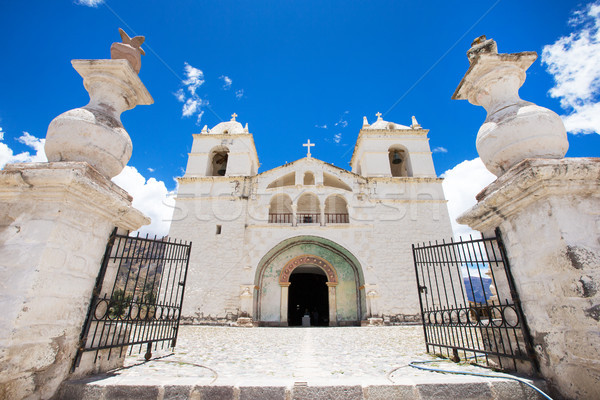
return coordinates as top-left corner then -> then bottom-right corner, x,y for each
458,158 -> 600,399
0,162 -> 148,399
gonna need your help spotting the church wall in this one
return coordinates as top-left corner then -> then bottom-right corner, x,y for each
169,180 -> 251,324
255,237 -> 362,323
170,173 -> 453,325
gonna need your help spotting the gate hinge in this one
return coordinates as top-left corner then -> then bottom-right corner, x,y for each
418,285 -> 428,294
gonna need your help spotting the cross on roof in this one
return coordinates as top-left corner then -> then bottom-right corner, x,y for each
231,113 -> 238,121
303,139 -> 315,158
375,112 -> 382,119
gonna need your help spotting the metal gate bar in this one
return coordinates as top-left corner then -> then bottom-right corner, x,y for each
73,228 -> 192,370
412,230 -> 536,371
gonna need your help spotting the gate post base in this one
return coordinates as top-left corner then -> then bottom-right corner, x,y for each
458,158 -> 600,400
0,162 -> 148,400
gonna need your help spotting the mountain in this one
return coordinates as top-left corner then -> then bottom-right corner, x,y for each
463,277 -> 493,304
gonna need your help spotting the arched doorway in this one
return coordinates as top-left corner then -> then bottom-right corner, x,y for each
287,266 -> 329,326
254,236 -> 366,326
279,254 -> 338,326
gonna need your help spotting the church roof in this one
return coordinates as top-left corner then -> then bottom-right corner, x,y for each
257,156 -> 361,179
201,113 -> 248,135
362,113 -> 420,130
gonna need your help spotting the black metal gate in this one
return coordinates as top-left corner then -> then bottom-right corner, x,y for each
412,229 -> 537,371
73,228 -> 192,370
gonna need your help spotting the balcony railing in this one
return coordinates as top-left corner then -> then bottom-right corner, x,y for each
325,213 -> 349,224
297,213 -> 320,224
268,213 -> 293,224
267,213 -> 350,224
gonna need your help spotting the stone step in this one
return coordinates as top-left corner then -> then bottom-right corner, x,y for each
56,379 -> 549,400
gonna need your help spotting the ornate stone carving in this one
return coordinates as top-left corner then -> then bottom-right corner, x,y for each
452,36 -> 568,176
279,255 -> 338,285
110,28 -> 145,74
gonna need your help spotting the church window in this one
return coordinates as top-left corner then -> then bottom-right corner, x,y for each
268,194 -> 293,224
303,172 -> 315,185
208,146 -> 230,176
388,145 -> 412,177
216,225 -> 222,234
324,195 -> 349,224
296,192 -> 320,224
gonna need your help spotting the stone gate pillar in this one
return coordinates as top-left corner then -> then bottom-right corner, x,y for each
0,31 -> 152,400
452,36 -> 598,399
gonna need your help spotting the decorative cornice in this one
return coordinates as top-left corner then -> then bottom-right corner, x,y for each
458,158 -> 600,231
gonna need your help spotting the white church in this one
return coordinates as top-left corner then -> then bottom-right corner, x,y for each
169,112 -> 454,326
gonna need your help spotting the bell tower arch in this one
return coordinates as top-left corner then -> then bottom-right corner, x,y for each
184,114 -> 259,177
350,113 -> 436,178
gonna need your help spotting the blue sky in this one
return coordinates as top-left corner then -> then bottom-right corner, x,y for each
1,1 -> 599,236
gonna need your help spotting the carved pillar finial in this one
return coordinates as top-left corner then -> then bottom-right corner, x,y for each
452,37 -> 568,176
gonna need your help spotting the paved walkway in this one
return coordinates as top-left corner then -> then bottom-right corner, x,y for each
60,326 -> 547,399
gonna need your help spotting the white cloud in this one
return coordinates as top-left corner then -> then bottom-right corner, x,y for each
219,75 -> 233,90
441,158 -> 496,239
182,62 -> 204,96
333,133 -> 342,144
235,89 -> 244,99
174,89 -> 186,103
112,166 -> 176,237
175,62 -> 206,124
147,167 -> 155,173
196,110 -> 205,125
75,0 -> 104,7
542,1 -> 600,134
0,131 -> 47,170
334,111 -> 349,128
315,124 -> 328,129
432,146 -> 448,153
182,98 -> 201,117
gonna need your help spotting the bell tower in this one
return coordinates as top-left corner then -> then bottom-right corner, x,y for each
350,113 -> 436,178
184,113 -> 259,177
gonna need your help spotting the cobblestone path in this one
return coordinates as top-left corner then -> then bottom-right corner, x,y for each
99,325 -> 506,386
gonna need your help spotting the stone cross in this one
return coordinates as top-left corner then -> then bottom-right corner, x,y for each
375,112 -> 382,119
231,113 -> 238,121
303,139 -> 315,158
110,28 -> 145,74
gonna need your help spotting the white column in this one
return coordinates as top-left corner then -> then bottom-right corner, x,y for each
327,283 -> 338,326
280,283 -> 290,326
291,204 -> 298,227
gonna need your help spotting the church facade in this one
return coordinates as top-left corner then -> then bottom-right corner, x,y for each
169,113 -> 453,326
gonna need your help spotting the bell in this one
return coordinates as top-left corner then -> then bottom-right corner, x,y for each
392,151 -> 403,164
217,168 -> 226,176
